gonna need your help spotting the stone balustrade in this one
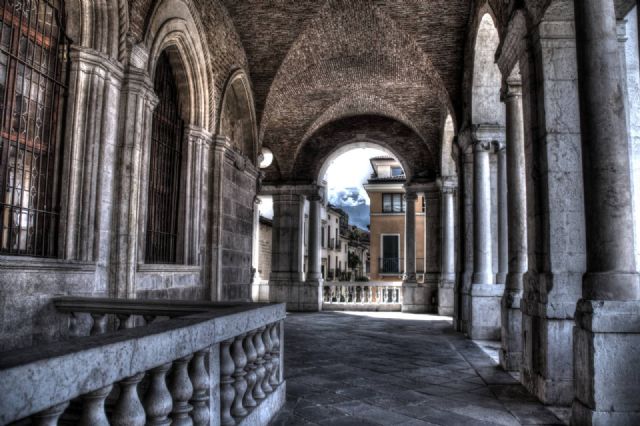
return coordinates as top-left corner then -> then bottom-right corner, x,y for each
0,300 -> 286,426
323,283 -> 402,311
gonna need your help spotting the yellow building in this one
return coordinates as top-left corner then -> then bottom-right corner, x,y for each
364,157 -> 426,281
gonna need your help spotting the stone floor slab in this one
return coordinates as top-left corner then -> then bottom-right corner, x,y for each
270,312 -> 566,426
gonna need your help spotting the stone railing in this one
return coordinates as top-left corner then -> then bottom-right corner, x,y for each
322,282 -> 402,311
0,298 -> 286,426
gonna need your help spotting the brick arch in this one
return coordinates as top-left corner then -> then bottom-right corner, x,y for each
259,0 -> 454,178
289,115 -> 437,183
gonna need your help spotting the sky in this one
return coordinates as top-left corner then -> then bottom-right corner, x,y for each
259,147 -> 396,230
324,148 -> 388,230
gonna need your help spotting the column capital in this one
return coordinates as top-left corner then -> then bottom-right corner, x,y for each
438,176 -> 458,193
501,70 -> 522,101
472,124 -> 505,149
404,189 -> 418,201
493,140 -> 506,152
214,135 -> 233,152
616,19 -> 628,43
185,125 -> 213,146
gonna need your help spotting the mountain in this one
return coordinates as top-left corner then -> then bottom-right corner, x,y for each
328,187 -> 370,230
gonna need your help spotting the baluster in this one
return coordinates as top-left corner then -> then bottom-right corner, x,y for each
90,313 -> 108,335
68,312 -> 80,336
189,350 -> 210,426
144,363 -> 173,426
395,288 -> 400,303
112,372 -> 145,426
242,331 -> 258,409
79,385 -> 112,426
169,355 -> 194,426
261,326 -> 274,394
32,402 -> 69,426
269,323 -> 280,387
220,339 -> 236,426
231,335 -> 248,418
117,314 -> 133,330
252,328 -> 267,400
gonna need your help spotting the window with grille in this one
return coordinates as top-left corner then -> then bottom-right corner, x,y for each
0,0 -> 68,257
146,51 -> 184,264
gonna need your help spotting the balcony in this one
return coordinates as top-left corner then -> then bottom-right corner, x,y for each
378,258 -> 425,275
0,297 -> 286,426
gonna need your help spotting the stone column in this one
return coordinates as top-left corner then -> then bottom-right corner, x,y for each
495,142 -> 508,285
500,75 -> 527,372
182,125 -> 213,266
469,125 -> 504,340
573,1 -> 640,423
404,190 -> 418,283
402,190 -> 421,312
459,143 -> 475,333
268,187 -> 321,312
111,66 -> 158,298
439,177 -> 457,316
306,193 -> 324,286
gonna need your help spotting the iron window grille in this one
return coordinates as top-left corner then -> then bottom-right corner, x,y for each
0,0 -> 68,257
145,51 -> 184,264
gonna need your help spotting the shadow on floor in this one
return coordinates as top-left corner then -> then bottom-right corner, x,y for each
269,311 -> 567,426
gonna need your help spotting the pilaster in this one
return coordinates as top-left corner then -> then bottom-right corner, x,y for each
111,65 -> 158,299
58,46 -> 124,280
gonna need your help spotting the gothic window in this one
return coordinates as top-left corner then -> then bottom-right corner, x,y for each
0,0 -> 67,256
146,51 -> 184,264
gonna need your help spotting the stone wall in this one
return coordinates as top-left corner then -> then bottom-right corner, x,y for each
220,156 -> 259,301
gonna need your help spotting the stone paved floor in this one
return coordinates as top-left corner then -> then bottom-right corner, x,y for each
270,312 -> 566,426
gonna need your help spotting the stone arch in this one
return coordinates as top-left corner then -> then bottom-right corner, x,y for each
471,10 -> 505,127
291,115 -> 432,183
145,0 -> 211,130
217,70 -> 259,164
64,0 -> 123,60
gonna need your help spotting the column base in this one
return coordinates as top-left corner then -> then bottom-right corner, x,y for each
268,278 -> 322,312
458,271 -> 474,333
571,299 -> 640,425
438,279 -> 455,316
251,281 -> 270,302
402,282 -> 437,313
468,283 -> 504,340
500,288 -> 522,371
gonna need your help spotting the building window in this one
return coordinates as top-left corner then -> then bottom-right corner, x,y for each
382,193 -> 405,213
380,234 -> 400,274
146,51 -> 184,264
391,166 -> 404,177
0,0 -> 68,257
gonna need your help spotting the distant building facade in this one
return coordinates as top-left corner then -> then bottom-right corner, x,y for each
364,157 -> 426,281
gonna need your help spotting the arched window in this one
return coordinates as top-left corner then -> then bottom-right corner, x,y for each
146,51 -> 184,264
0,0 -> 68,256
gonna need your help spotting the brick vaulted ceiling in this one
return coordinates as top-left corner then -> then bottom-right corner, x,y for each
221,0 -> 471,181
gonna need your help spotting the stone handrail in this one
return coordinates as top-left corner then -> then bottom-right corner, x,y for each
0,300 -> 286,426
323,282 -> 402,305
54,296 -> 272,334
